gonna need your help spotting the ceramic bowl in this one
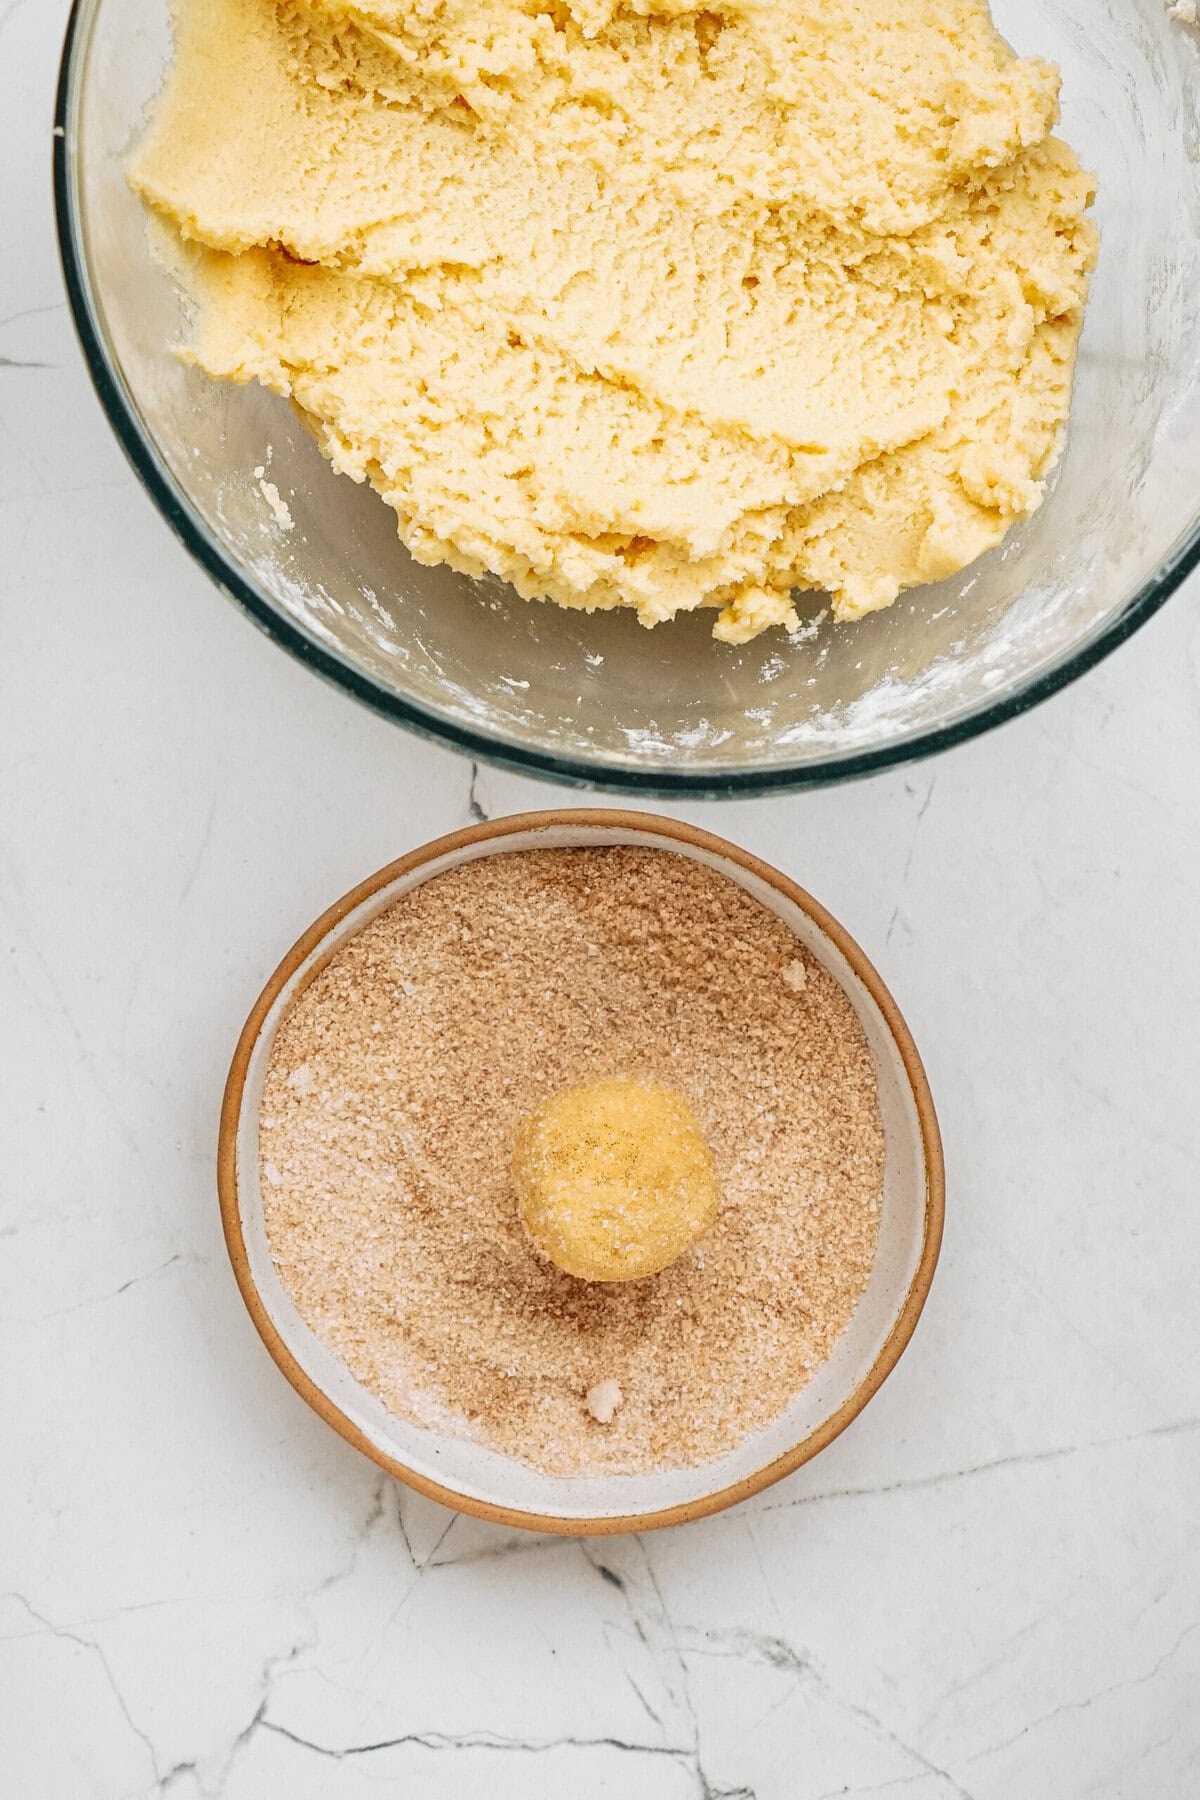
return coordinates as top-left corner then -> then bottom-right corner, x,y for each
218,811 -> 944,1532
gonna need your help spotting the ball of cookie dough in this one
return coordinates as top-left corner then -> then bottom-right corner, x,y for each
513,1078 -> 718,1283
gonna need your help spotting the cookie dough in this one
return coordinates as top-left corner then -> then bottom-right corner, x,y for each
131,0 -> 1097,640
514,1079 -> 719,1282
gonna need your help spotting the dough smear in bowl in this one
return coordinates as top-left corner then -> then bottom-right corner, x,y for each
130,0 -> 1097,641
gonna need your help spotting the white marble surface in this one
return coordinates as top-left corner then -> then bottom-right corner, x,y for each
4,4 -> 1200,1795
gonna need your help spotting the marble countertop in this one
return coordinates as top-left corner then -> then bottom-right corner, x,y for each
4,4 -> 1199,1794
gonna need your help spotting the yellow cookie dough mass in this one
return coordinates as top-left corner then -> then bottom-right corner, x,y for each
514,1079 -> 719,1281
131,0 -> 1096,642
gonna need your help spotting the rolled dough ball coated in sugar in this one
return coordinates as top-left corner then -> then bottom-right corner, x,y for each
514,1078 -> 718,1283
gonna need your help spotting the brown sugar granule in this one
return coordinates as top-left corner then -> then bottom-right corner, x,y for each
260,848 -> 885,1476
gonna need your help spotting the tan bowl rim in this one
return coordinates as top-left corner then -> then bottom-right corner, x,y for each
218,808 -> 945,1536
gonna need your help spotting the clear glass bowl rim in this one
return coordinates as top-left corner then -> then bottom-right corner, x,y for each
51,0 -> 1199,797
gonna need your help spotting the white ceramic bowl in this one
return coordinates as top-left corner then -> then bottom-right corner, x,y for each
219,812 -> 944,1532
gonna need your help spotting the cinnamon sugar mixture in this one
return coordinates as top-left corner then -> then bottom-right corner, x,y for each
260,848 -> 884,1475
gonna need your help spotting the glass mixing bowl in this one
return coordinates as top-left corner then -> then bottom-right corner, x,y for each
54,0 -> 1200,795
